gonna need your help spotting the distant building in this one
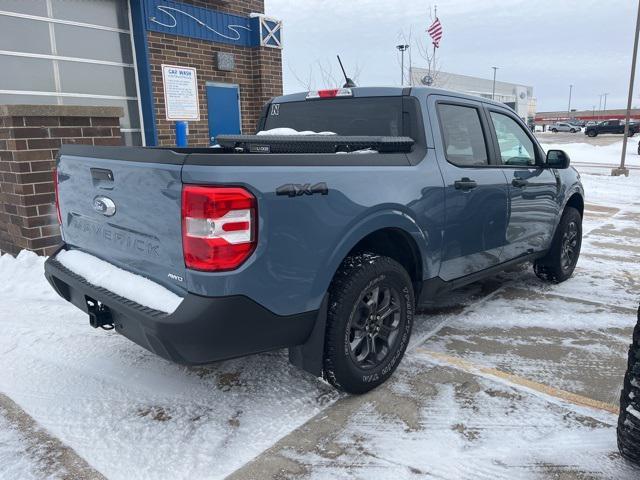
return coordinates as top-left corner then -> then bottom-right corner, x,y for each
410,68 -> 536,122
535,109 -> 640,125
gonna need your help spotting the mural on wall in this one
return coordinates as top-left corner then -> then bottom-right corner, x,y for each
143,0 -> 282,49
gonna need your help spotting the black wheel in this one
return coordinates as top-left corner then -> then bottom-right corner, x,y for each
587,130 -> 597,137
630,132 -> 636,138
323,253 -> 414,394
637,143 -> 640,155
551,128 -> 558,133
534,207 -> 582,283
570,128 -> 576,133
618,306 -> 640,465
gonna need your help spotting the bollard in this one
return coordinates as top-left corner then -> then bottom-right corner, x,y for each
176,121 -> 188,147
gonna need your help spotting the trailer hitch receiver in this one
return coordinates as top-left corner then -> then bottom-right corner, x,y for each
85,296 -> 114,330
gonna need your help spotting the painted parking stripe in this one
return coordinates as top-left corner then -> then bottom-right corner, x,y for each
414,348 -> 620,416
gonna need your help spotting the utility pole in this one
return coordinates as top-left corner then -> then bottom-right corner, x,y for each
491,66 -> 498,100
612,0 -> 640,176
396,44 -> 409,86
603,92 -> 609,113
567,84 -> 573,118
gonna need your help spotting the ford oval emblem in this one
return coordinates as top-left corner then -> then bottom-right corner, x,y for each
93,195 -> 116,217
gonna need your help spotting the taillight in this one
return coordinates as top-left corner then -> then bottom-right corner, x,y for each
182,185 -> 257,271
306,88 -> 353,99
53,169 -> 62,225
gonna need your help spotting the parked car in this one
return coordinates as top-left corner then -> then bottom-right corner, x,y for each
584,119 -> 640,137
585,121 -> 598,127
44,87 -> 584,394
617,306 -> 640,465
549,122 -> 581,133
568,120 -> 586,128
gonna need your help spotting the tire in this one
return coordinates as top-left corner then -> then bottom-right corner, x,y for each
587,130 -> 598,137
570,128 -> 576,133
323,253 -> 414,394
534,207 -> 582,283
551,128 -> 558,133
630,132 -> 636,138
618,306 -> 640,465
637,143 -> 640,155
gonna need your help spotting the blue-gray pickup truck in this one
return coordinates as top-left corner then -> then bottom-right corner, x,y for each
44,87 -> 584,393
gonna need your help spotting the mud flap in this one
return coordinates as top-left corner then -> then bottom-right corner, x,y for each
288,294 -> 329,377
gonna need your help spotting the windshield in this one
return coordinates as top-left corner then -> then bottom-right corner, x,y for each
263,97 -> 403,136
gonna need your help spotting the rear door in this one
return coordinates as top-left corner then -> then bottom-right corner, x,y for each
429,96 -> 510,281
484,107 -> 560,259
57,146 -> 188,293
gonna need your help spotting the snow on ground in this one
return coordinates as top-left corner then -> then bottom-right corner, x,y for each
0,412 -> 55,480
55,249 -> 183,314
539,138 -> 640,167
1,160 -> 640,479
0,251 -> 338,480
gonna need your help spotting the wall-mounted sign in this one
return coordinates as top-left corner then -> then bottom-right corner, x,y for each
161,65 -> 200,121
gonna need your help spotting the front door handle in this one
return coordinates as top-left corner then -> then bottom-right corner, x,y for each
512,178 -> 529,188
454,177 -> 478,191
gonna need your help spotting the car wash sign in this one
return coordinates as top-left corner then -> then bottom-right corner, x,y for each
144,0 -> 282,48
161,65 -> 200,121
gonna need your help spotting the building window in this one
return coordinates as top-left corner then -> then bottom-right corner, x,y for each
0,0 -> 143,145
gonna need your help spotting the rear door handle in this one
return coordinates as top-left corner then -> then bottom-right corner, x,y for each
512,178 -> 528,188
454,177 -> 478,191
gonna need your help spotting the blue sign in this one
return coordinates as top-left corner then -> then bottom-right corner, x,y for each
144,0 -> 255,47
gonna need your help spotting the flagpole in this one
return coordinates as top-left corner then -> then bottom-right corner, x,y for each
432,5 -> 437,78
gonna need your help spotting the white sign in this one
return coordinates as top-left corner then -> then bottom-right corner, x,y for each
161,65 -> 200,121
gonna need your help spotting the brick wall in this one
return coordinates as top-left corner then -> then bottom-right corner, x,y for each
147,0 -> 283,147
0,105 -> 123,256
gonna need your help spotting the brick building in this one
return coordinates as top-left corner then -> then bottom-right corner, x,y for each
0,0 -> 283,255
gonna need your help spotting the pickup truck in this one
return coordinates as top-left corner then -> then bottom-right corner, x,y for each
584,119 -> 639,137
44,87 -> 584,394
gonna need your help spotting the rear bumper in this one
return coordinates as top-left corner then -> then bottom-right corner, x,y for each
44,250 -> 317,365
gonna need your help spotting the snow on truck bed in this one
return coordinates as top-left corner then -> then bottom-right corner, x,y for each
55,250 -> 183,314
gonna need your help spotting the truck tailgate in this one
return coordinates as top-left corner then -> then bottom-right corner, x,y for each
57,146 -> 188,293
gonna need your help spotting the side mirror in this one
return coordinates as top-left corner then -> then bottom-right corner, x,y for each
546,149 -> 570,169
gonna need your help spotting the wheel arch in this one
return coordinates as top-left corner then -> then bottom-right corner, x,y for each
565,191 -> 584,218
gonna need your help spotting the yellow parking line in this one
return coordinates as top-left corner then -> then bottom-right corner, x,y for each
415,348 -> 620,416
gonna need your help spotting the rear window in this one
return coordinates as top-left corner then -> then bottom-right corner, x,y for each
264,97 -> 403,136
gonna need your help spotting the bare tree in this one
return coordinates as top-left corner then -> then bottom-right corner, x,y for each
288,63 -> 316,91
288,58 -> 364,91
408,5 -> 442,87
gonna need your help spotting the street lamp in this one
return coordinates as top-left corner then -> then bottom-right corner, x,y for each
491,66 -> 498,100
396,44 -> 410,86
568,84 -> 573,117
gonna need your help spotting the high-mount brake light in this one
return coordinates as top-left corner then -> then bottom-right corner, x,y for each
182,186 -> 257,271
53,169 -> 62,226
306,88 -> 353,100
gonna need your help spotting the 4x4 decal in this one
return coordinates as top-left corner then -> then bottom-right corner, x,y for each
276,182 -> 328,197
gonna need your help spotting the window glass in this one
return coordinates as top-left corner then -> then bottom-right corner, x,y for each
0,15 -> 51,54
0,55 -> 55,91
58,61 -> 137,97
0,93 -> 58,105
54,24 -> 133,63
489,111 -> 536,166
0,0 -> 47,16
438,104 -> 488,166
264,98 -> 403,137
51,0 -> 129,29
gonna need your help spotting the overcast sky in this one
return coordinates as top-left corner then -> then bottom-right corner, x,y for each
266,0 -> 637,112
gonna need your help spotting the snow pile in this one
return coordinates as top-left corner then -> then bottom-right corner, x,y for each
336,148 -> 378,154
55,250 -> 183,314
257,127 -> 336,136
0,414 -> 50,480
539,140 -> 640,167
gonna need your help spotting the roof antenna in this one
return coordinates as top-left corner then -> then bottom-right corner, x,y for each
337,55 -> 357,88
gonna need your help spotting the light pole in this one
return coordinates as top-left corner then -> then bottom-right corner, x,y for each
396,44 -> 409,86
612,0 -> 640,176
567,84 -> 573,118
603,92 -> 609,113
491,66 -> 498,100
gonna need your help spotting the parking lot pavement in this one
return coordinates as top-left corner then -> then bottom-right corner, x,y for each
1,169 -> 639,480
226,179 -> 640,479
536,131 -> 625,146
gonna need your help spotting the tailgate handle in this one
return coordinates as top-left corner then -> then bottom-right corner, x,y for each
91,168 -> 114,189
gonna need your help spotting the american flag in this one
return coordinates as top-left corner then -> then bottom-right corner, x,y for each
427,18 -> 443,48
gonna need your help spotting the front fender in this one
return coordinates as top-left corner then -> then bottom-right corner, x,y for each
310,208 -> 429,303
